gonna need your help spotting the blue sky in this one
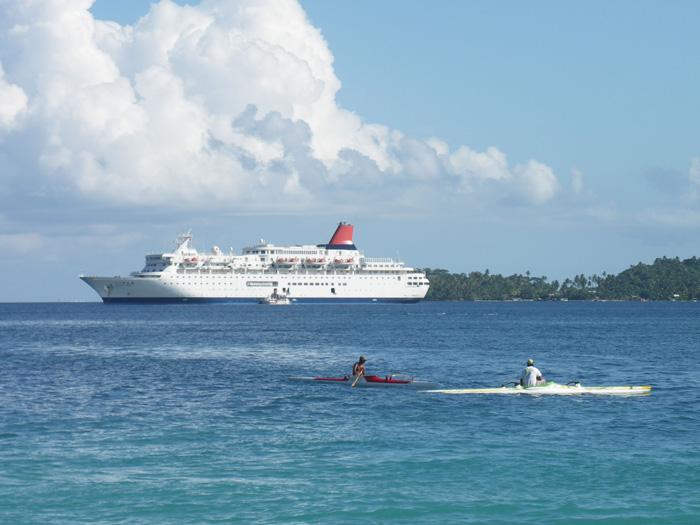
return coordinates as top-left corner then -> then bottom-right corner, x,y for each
1,0 -> 699,301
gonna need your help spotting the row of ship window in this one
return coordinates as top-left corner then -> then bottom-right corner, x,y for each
250,251 -> 323,255
166,281 -> 350,286
288,282 -> 348,286
167,275 -> 401,279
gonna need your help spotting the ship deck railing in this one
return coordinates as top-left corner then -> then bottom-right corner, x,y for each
363,257 -> 399,263
169,267 -> 416,277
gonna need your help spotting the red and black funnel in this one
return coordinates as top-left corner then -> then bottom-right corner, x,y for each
325,222 -> 357,250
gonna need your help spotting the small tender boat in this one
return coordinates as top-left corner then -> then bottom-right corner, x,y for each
259,292 -> 291,305
421,381 -> 651,396
290,374 -> 439,389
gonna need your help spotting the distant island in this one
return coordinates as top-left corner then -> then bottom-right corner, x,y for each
420,256 -> 700,301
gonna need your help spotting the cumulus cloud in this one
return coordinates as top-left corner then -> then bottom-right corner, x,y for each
0,0 -> 561,218
447,145 -> 510,189
0,63 -> 27,131
512,160 -> 560,205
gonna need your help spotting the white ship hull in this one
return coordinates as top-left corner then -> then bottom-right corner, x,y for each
80,274 -> 426,303
80,223 -> 430,304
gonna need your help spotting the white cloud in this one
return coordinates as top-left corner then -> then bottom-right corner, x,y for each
513,160 -> 560,205
0,0 -> 562,217
0,63 -> 27,132
448,145 -> 510,188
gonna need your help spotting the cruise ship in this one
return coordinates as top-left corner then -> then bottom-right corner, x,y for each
80,222 -> 430,304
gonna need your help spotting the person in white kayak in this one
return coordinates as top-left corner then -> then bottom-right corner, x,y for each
352,355 -> 367,378
520,359 -> 546,386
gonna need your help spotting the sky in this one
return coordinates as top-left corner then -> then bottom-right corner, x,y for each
0,0 -> 699,302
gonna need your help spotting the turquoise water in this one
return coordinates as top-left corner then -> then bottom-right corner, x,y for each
1,302 -> 699,523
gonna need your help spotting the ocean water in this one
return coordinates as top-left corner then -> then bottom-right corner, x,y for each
1,301 -> 699,523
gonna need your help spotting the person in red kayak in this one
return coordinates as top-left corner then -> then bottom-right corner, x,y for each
520,359 -> 545,386
352,356 -> 367,377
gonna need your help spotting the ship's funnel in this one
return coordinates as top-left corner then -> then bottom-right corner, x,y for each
329,222 -> 354,245
326,222 -> 356,250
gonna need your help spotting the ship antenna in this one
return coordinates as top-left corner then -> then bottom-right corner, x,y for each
176,229 -> 192,248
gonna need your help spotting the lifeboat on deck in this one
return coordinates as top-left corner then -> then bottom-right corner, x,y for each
274,258 -> 298,269
332,258 -> 355,268
304,258 -> 328,269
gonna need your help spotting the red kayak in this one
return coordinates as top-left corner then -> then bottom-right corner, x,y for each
289,374 -> 439,389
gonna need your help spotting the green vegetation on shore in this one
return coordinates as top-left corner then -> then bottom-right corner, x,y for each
421,256 -> 700,301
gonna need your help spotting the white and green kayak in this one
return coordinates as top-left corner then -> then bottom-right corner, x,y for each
421,381 -> 651,396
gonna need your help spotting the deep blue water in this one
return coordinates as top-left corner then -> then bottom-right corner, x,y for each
1,301 -> 699,523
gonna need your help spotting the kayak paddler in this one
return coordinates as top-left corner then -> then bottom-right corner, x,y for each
520,359 -> 545,386
352,355 -> 367,377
